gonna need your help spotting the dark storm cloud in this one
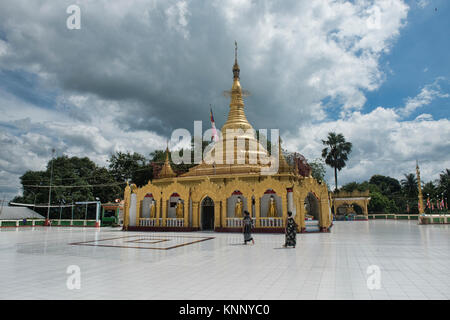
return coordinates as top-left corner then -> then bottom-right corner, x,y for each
0,0 -> 344,135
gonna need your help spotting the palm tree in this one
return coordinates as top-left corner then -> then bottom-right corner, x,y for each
321,132 -> 353,191
437,169 -> 450,199
401,173 -> 418,199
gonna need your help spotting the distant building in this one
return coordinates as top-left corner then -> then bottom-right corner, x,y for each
0,206 -> 45,220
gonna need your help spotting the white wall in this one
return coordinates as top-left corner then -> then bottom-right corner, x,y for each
129,193 -> 137,226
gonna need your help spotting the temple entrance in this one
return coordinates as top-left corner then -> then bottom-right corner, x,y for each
305,192 -> 320,221
201,196 -> 215,230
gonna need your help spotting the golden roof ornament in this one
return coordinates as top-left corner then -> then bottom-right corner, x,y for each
159,142 -> 176,178
277,136 -> 291,173
222,41 -> 252,132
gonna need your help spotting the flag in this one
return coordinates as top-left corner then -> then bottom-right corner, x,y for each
406,203 -> 410,213
210,107 -> 219,142
440,198 -> 444,210
426,197 -> 430,208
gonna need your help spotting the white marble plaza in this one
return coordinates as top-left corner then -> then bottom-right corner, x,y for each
0,220 -> 448,300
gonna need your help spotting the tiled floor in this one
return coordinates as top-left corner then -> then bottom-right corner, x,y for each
0,220 -> 448,300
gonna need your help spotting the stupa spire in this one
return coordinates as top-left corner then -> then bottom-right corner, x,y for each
416,160 -> 424,214
277,136 -> 291,173
233,41 -> 240,79
222,41 -> 252,132
159,142 -> 176,178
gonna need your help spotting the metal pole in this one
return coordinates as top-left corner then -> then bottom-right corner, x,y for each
71,202 -> 74,221
47,149 -> 55,220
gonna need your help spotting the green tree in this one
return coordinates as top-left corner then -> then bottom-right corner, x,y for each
423,181 -> 437,200
321,132 -> 353,191
437,169 -> 450,201
341,181 -> 360,192
13,156 -> 122,217
368,192 -> 397,213
369,175 -> 401,196
108,152 -> 152,187
309,158 -> 326,183
401,173 -> 418,199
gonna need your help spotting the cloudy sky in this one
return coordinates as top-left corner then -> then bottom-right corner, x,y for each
0,0 -> 449,200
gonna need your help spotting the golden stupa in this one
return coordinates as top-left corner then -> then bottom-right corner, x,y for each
123,44 -> 332,233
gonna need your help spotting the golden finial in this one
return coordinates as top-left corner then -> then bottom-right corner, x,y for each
159,140 -> 176,178
233,41 -> 240,79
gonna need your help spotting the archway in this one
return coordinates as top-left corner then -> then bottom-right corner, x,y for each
226,190 -> 248,218
201,196 -> 215,230
304,192 -> 320,221
168,192 -> 184,219
261,189 -> 282,217
352,203 -> 363,215
141,193 -> 154,218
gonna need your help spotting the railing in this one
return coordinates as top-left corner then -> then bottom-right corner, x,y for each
0,219 -> 43,227
368,213 -> 418,220
139,218 -> 157,227
0,219 -> 97,227
226,218 -> 257,228
226,218 -> 244,228
139,218 -> 184,227
166,218 -> 184,227
50,219 -> 97,226
420,214 -> 449,224
259,217 -> 284,228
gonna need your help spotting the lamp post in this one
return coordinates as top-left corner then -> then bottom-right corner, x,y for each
29,190 -> 37,212
46,148 -> 56,225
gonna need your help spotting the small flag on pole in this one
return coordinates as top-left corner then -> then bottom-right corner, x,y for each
210,106 -> 219,142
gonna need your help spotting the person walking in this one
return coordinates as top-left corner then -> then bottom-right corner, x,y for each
242,210 -> 255,245
283,211 -> 297,248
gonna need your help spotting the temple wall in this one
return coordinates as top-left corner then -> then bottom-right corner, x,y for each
123,175 -> 332,232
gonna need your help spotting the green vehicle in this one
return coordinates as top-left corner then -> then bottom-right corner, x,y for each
101,203 -> 121,226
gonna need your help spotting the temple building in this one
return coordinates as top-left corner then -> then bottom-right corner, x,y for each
123,46 -> 333,233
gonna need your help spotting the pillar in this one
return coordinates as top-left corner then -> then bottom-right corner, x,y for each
255,196 -> 261,227
183,200 -> 188,227
192,201 -> 199,228
287,189 -> 295,216
281,194 -> 288,227
214,201 -> 220,229
298,197 -> 306,232
320,198 -> 329,230
135,198 -> 141,227
162,198 -> 167,227
220,200 -> 226,228
156,198 -> 161,226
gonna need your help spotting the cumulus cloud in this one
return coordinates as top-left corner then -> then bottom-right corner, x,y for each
285,106 -> 450,188
397,78 -> 449,117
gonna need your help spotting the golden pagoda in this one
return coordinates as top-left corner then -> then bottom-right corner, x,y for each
159,144 -> 176,179
123,44 -> 332,233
